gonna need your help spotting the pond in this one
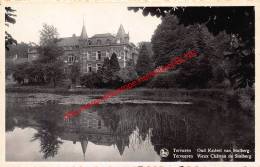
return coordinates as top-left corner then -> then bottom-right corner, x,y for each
5,93 -> 254,161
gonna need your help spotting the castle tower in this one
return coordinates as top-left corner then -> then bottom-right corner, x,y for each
116,24 -> 129,43
79,18 -> 88,74
80,19 -> 88,40
79,19 -> 88,47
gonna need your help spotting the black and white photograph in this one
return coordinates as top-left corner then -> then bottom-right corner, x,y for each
4,3 -> 255,162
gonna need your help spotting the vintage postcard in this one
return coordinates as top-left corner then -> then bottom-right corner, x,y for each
0,0 -> 259,167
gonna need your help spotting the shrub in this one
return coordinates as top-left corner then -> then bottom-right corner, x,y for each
147,71 -> 178,88
80,72 -> 102,88
117,60 -> 138,84
13,62 -> 28,84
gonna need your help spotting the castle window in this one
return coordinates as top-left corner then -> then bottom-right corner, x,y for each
96,51 -> 101,60
87,120 -> 92,128
84,65 -> 88,73
97,39 -> 102,45
88,64 -> 92,72
96,63 -> 102,72
75,56 -> 79,62
68,55 -> 75,63
75,45 -> 79,49
88,41 -> 92,45
106,51 -> 109,58
87,51 -> 90,60
106,39 -> 111,44
83,51 -> 90,60
82,51 -> 87,57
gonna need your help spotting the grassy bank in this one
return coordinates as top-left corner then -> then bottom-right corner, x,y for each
6,85 -> 234,100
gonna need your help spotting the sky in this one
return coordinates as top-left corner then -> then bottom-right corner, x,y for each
6,3 -> 162,45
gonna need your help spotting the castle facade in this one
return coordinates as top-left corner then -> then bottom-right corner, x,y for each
53,23 -> 138,74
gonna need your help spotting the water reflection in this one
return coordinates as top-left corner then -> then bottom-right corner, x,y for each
31,120 -> 63,159
6,95 -> 254,161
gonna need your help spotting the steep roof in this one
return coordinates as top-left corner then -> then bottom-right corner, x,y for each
92,33 -> 114,38
80,20 -> 88,39
116,24 -> 126,37
57,37 -> 79,46
56,24 -> 131,47
80,139 -> 88,160
115,138 -> 126,155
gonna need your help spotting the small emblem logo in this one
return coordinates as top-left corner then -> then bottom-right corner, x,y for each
160,148 -> 169,158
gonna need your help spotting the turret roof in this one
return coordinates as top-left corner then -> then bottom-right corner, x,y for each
81,139 -> 88,160
116,24 -> 126,37
80,20 -> 88,39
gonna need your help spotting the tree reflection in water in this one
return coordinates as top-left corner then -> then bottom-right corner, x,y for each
96,101 -> 254,161
6,96 -> 254,161
31,120 -> 63,159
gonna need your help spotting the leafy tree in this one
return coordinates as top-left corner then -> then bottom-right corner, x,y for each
151,15 -> 215,88
36,46 -> 64,87
148,71 -> 178,88
28,62 -> 48,84
128,7 -> 254,41
44,62 -> 65,87
110,53 -> 120,72
151,16 -> 187,67
135,44 -> 153,76
80,72 -> 102,88
97,56 -> 121,87
37,43 -> 63,63
176,57 -> 213,89
117,59 -> 138,83
12,62 -> 46,85
13,63 -> 28,84
5,7 -> 17,50
69,63 -> 80,85
224,35 -> 254,88
40,23 -> 59,46
208,31 -> 231,87
129,7 -> 254,88
215,68 -> 226,83
6,61 -> 15,77
5,42 -> 34,81
34,24 -> 65,87
6,42 -> 30,59
137,42 -> 153,58
98,58 -> 113,85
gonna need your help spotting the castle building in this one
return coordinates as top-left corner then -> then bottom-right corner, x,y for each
55,22 -> 138,74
